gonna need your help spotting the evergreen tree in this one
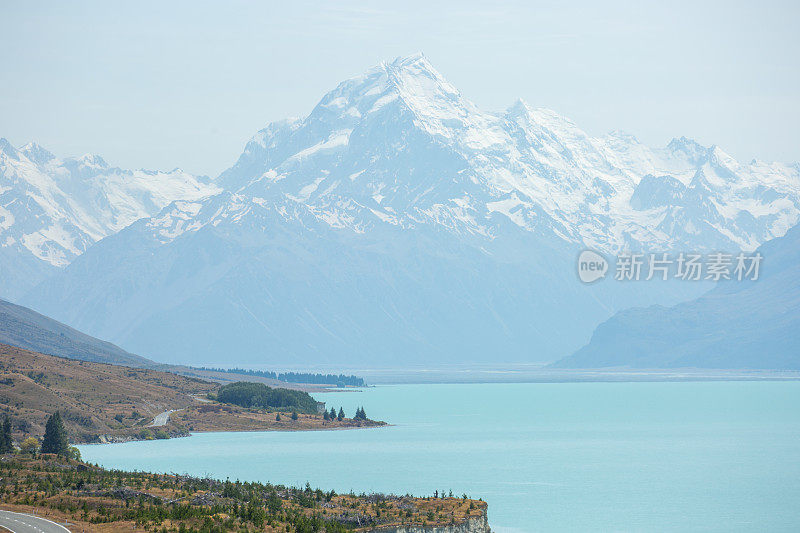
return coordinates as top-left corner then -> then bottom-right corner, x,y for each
337,407 -> 345,421
275,413 -> 281,421
323,410 -> 330,421
291,411 -> 299,421
0,415 -> 12,453
41,411 -> 69,456
329,407 -> 336,420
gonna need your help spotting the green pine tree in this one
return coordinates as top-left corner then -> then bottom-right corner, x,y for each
323,410 -> 330,421
275,413 -> 281,421
330,407 -> 337,420
337,407 -> 345,421
0,415 -> 12,453
41,411 -> 70,456
291,411 -> 299,421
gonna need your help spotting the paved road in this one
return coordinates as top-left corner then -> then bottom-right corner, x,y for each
147,409 -> 179,427
0,510 -> 71,533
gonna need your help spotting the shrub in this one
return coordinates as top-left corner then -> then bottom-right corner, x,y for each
20,437 -> 39,455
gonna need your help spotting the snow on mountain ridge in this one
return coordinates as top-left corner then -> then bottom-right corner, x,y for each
0,138 -> 220,275
210,54 -> 800,254
3,53 -> 799,290
20,54 -> 800,366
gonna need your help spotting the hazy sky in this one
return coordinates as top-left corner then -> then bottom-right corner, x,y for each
1,1 -> 798,176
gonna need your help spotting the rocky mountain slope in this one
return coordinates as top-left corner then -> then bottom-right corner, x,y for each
554,224 -> 800,369
15,54 -> 800,366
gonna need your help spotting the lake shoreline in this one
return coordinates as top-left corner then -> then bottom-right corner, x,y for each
79,381 -> 800,532
87,421 -> 391,445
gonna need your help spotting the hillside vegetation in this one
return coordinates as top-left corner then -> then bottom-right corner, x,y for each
0,344 -> 215,442
0,344 -> 385,444
0,454 -> 487,532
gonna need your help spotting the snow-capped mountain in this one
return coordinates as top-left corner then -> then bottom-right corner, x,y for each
218,54 -> 800,254
0,138 -> 220,298
19,54 -> 800,366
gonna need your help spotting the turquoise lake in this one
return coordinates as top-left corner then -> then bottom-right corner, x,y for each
78,382 -> 800,532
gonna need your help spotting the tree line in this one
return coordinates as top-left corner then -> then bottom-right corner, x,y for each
322,406 -> 368,421
195,367 -> 366,387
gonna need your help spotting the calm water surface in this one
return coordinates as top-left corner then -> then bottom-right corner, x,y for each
78,382 -> 800,532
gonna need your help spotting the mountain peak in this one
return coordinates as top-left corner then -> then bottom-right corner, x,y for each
706,145 -> 738,174
0,137 -> 19,158
378,53 -> 460,103
380,53 -> 445,82
77,153 -> 109,168
384,52 -> 429,69
20,141 -> 55,165
506,98 -> 533,117
304,53 -> 472,143
667,136 -> 707,166
607,129 -> 639,143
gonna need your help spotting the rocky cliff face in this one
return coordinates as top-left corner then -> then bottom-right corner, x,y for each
371,514 -> 490,533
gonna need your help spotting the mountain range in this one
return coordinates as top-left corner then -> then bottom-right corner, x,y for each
0,138 -> 219,298
3,54 -> 799,366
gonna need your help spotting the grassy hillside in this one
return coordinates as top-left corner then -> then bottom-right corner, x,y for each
0,297 -> 153,367
0,344 -> 384,444
0,343 -> 216,442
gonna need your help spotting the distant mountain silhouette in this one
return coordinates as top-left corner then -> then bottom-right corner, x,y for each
0,297 -> 153,367
554,225 -> 800,369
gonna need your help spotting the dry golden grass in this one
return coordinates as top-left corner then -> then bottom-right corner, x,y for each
0,344 -> 385,444
0,344 -> 216,443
